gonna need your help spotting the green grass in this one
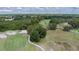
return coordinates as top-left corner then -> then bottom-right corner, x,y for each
70,29 -> 79,40
4,34 -> 26,50
0,34 -> 40,51
19,36 -> 41,51
72,29 -> 79,32
0,39 -> 5,50
39,20 -> 50,29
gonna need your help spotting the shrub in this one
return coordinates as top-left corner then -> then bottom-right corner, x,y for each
68,19 -> 79,29
63,26 -> 72,31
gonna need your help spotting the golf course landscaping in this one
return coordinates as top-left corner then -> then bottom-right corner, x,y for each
0,31 -> 41,51
36,19 -> 79,51
0,14 -> 79,51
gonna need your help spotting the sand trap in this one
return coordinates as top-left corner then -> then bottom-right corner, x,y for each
0,30 -> 27,39
5,31 -> 17,35
19,30 -> 27,34
0,33 -> 7,39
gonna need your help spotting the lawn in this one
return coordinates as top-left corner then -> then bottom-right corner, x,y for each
0,34 -> 40,51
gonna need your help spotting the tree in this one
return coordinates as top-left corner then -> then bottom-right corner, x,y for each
50,18 -> 63,24
63,26 -> 72,31
29,24 -> 47,42
36,26 -> 47,38
30,31 -> 40,42
68,19 -> 79,29
48,19 -> 61,30
48,23 -> 57,30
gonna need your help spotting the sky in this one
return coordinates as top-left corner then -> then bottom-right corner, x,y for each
0,7 -> 79,14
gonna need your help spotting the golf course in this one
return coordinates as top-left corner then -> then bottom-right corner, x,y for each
0,14 -> 79,51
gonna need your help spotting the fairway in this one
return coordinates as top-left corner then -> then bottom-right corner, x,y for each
4,34 -> 27,50
0,34 -> 41,51
0,39 -> 5,50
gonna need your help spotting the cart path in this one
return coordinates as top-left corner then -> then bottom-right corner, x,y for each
27,35 -> 45,51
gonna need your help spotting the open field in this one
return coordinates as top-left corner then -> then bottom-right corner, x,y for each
36,30 -> 79,51
37,20 -> 79,51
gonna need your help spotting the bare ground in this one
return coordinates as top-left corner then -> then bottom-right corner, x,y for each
36,30 -> 79,51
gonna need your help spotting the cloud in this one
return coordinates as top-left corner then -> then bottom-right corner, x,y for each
0,10 -> 13,12
16,7 -> 22,9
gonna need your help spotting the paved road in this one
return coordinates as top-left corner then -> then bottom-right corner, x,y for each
27,35 -> 45,51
